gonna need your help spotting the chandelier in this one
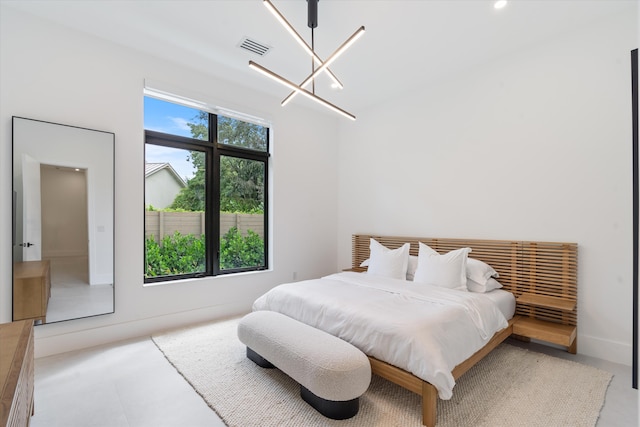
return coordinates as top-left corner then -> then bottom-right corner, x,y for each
249,0 -> 365,120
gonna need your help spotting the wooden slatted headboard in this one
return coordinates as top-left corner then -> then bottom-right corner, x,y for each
352,234 -> 578,327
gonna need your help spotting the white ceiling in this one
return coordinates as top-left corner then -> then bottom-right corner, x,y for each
3,0 -> 636,115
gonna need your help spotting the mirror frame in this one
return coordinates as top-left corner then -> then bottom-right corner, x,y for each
11,116 -> 115,324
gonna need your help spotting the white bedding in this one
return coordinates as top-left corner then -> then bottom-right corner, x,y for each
481,289 -> 516,320
252,271 -> 509,399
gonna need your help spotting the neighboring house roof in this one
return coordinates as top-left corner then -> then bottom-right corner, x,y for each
145,163 -> 187,187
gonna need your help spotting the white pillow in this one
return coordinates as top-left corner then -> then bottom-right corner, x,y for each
467,277 -> 503,293
466,257 -> 499,285
366,239 -> 410,280
362,254 -> 418,281
413,242 -> 471,291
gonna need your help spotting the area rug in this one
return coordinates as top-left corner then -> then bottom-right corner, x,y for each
152,317 -> 612,427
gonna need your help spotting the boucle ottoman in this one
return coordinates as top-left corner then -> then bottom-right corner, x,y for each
237,310 -> 371,420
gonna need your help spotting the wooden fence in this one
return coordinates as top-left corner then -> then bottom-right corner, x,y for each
145,211 -> 264,243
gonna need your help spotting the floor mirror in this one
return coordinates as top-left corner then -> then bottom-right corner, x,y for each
11,117 -> 114,324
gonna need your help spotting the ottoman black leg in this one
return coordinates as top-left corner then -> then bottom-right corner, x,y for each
300,386 -> 360,420
246,347 -> 275,368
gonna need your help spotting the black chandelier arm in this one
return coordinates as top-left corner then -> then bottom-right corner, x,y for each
249,60 -> 355,120
263,0 -> 344,89
281,25 -> 365,106
259,0 -> 364,120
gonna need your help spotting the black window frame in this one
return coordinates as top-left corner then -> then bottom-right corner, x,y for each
144,111 -> 269,284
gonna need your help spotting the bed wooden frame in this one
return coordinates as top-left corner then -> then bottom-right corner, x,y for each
351,234 -> 578,427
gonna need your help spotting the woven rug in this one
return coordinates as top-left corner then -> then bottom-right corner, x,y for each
152,317 -> 612,427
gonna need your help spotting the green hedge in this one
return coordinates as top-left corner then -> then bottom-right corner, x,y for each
219,227 -> 264,270
145,227 -> 264,277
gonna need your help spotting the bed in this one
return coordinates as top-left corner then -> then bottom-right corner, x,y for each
252,234 -> 578,426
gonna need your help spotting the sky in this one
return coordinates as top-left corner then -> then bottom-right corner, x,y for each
144,96 -> 206,180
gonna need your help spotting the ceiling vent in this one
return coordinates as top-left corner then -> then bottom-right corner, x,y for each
238,37 -> 271,57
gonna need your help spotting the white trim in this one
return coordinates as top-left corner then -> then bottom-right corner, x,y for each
33,304 -> 248,358
578,333 -> 632,366
143,79 -> 272,128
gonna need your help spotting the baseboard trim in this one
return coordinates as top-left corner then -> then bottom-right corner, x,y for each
578,333 -> 632,366
89,274 -> 113,285
33,303 -> 248,358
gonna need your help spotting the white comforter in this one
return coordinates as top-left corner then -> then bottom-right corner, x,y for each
252,272 -> 508,399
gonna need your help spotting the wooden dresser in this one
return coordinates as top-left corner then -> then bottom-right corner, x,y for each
13,261 -> 51,324
0,320 -> 35,426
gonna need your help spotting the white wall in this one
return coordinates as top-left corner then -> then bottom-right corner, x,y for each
337,12 -> 637,366
0,7 -> 340,357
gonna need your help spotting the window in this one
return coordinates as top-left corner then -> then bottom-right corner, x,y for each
144,95 -> 269,282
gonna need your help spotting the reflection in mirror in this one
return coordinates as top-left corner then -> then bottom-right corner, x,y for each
12,117 -> 114,324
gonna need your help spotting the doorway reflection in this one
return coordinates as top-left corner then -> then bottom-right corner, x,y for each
38,164 -> 112,322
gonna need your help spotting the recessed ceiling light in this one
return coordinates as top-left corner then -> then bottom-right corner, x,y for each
494,0 -> 508,9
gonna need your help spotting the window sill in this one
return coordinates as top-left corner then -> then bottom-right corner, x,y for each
143,268 -> 273,288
